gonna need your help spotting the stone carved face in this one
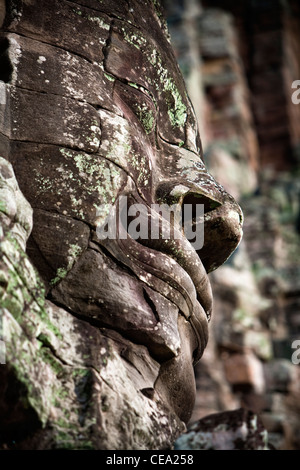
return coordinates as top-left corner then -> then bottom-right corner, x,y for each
1,0 -> 242,424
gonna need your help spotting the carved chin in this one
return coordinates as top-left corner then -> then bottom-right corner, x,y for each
154,316 -> 199,423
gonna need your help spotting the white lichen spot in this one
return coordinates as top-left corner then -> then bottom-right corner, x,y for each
139,275 -> 151,283
6,37 -> 22,85
170,185 -> 190,198
37,56 -> 46,64
0,82 -> 6,105
228,209 -> 241,225
250,415 -> 257,431
88,15 -> 110,30
160,416 -> 168,425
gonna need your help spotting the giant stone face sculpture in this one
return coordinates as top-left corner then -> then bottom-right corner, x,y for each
0,0 -> 243,450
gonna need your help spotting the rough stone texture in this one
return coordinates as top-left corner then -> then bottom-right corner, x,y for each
0,0 -> 244,450
198,9 -> 259,176
174,408 -> 272,450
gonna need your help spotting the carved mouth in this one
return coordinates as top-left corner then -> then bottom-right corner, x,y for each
117,236 -> 210,364
132,239 -> 211,364
110,196 -> 212,363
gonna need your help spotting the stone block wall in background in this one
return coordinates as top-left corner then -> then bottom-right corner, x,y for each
162,0 -> 300,450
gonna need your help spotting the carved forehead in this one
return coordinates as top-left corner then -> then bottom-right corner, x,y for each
2,0 -> 199,141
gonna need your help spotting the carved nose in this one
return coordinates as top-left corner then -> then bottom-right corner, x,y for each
182,191 -> 243,273
156,180 -> 243,273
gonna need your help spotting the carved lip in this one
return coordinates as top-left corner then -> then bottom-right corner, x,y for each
117,236 -> 210,363
117,203 -> 212,363
140,202 -> 213,315
149,237 -> 211,364
99,195 -> 212,362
